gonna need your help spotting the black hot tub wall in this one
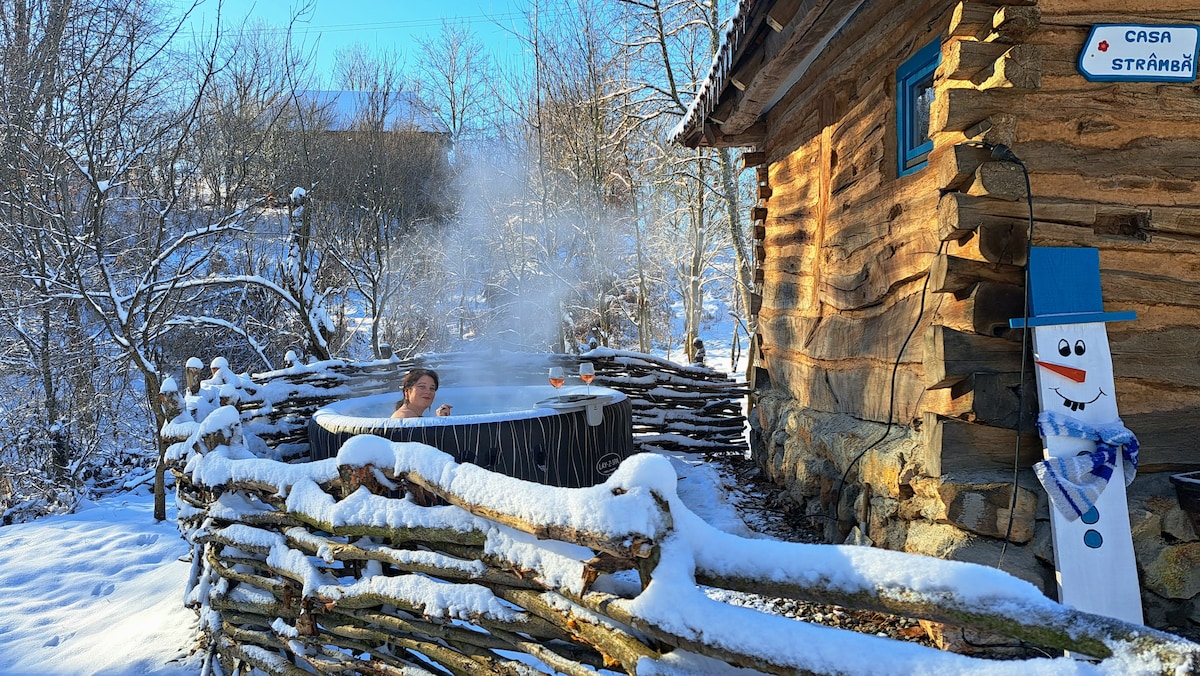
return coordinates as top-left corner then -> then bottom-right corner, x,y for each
307,397 -> 634,488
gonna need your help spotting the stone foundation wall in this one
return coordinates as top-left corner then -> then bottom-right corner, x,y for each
750,386 -> 1200,641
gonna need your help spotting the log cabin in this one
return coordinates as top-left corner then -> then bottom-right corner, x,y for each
675,0 -> 1200,641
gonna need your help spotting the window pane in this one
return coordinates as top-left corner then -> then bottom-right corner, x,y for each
913,75 -> 935,147
896,39 -> 940,176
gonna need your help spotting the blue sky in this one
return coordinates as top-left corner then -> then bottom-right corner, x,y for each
183,0 -> 534,82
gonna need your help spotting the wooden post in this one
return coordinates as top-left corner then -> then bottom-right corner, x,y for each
159,377 -> 183,422
185,357 -> 205,395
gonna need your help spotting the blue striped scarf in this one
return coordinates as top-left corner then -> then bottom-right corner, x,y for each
1033,411 -> 1139,521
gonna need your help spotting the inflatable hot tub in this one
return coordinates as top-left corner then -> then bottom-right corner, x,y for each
308,385 -> 634,488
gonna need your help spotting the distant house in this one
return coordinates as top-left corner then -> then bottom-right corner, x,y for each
277,90 -> 452,210
297,90 -> 448,135
676,0 -> 1200,638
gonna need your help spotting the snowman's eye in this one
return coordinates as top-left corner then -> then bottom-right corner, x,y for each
1074,340 -> 1086,356
1058,339 -> 1071,357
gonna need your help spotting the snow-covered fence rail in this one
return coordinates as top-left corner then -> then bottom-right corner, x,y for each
186,349 -> 748,459
167,405 -> 1200,676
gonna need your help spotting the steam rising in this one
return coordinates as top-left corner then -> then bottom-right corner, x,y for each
397,141 -> 630,362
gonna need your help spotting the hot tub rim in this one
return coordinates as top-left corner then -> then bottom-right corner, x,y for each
310,387 -> 627,432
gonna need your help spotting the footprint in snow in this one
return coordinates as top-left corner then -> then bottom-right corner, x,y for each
91,582 -> 115,597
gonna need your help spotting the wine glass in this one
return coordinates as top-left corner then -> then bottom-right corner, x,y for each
548,367 -> 565,390
578,363 -> 595,394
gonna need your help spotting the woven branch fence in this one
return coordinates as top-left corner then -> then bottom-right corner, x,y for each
164,350 -> 1200,675
184,349 -> 747,460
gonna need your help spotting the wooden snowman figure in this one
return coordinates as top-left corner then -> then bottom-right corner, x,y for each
1010,247 -> 1143,624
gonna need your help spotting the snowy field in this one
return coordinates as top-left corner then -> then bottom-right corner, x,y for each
0,486 -> 201,675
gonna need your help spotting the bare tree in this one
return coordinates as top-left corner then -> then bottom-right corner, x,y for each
182,3 -> 362,366
192,19 -> 296,213
619,0 -> 752,361
416,20 -> 495,149
0,0 -> 258,520
477,0 -> 644,352
307,47 -> 457,359
0,0 -> 78,493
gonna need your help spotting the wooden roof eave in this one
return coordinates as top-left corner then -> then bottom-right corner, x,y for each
680,0 -> 869,149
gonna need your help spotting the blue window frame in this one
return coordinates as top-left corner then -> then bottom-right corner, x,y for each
896,39 -> 941,177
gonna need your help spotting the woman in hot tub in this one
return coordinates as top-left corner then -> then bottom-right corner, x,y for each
391,368 -> 453,418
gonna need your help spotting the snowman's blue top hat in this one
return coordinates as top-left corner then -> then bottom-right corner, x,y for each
1009,247 -> 1137,328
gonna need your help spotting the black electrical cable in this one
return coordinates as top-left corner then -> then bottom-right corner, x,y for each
989,143 -> 1035,570
959,630 -> 1054,658
829,239 -> 947,533
947,142 -> 1035,570
822,141 -> 1035,558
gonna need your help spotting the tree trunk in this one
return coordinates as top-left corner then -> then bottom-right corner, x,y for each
631,190 -> 652,354
287,196 -> 331,361
719,147 -> 755,334
685,150 -> 706,361
139,368 -> 169,521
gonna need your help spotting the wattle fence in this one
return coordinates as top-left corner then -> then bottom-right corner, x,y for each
164,350 -> 1200,675
182,349 -> 748,460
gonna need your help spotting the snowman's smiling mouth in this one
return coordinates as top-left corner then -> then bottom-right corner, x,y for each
1051,387 -> 1106,412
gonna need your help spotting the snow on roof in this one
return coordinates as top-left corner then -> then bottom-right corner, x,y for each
670,0 -> 758,145
672,0 -> 868,147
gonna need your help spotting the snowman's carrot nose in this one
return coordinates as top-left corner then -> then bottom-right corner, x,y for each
1036,361 -> 1086,383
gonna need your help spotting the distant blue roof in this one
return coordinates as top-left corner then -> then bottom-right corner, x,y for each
298,90 -> 447,134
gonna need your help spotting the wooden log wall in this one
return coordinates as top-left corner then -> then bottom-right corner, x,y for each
165,402 -> 1200,675
198,350 -> 748,459
751,0 -> 954,425
746,0 -> 1200,474
924,0 -> 1200,472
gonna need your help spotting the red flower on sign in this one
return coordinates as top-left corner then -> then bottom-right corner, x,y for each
1098,40 -> 1110,52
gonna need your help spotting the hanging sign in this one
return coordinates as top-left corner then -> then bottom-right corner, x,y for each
1077,24 -> 1199,82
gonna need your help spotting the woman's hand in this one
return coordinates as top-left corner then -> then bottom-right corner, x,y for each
436,404 -> 452,416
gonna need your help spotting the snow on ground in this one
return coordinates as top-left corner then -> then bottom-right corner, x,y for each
0,485 -> 202,675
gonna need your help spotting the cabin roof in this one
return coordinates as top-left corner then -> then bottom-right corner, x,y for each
674,0 -> 867,149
